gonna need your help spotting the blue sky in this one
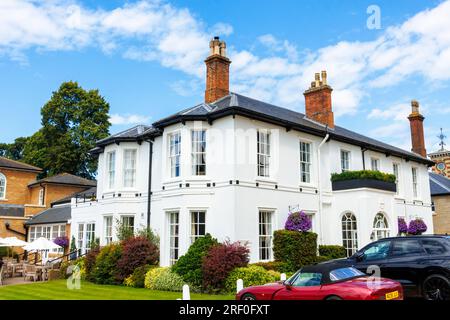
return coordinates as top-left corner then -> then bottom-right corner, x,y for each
0,0 -> 449,153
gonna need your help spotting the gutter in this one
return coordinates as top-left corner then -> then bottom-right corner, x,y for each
317,132 -> 330,246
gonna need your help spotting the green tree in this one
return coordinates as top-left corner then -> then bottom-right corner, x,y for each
0,137 -> 30,160
22,82 -> 110,178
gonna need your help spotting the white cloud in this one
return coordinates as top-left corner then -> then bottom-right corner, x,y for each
109,113 -> 151,125
2,0 -> 450,124
368,103 -> 411,121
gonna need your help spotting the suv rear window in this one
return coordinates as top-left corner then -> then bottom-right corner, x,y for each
421,239 -> 447,255
391,239 -> 424,256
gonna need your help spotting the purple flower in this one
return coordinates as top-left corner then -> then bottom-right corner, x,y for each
54,236 -> 69,247
285,211 -> 312,232
398,218 -> 408,234
407,218 -> 427,235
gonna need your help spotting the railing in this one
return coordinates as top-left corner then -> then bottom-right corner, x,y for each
47,249 -> 84,264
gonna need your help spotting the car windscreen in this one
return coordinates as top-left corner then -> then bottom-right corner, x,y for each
290,272 -> 323,287
329,267 -> 365,282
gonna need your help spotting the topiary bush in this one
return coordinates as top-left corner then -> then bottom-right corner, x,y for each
273,230 -> 317,272
124,265 -> 154,288
144,267 -> 185,292
224,266 -> 277,293
202,241 -> 249,291
172,234 -> 218,287
318,245 -> 346,260
115,236 -> 159,282
91,243 -> 122,285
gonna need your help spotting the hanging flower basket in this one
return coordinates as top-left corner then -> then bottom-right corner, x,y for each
285,211 -> 312,232
407,218 -> 427,235
398,217 -> 408,235
54,236 -> 69,248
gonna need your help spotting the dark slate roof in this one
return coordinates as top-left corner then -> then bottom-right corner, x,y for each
95,125 -> 152,147
152,93 -> 433,165
25,205 -> 71,225
429,172 -> 450,196
0,157 -> 42,172
51,187 -> 97,206
0,204 -> 25,217
28,173 -> 96,188
94,93 -> 433,165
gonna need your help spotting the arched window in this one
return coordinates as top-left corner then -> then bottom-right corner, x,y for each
342,212 -> 358,257
371,213 -> 390,241
0,173 -> 6,199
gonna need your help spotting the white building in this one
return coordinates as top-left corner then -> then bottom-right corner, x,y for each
71,37 -> 434,266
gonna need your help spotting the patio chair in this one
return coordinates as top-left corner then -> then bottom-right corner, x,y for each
14,263 -> 24,277
23,264 -> 38,282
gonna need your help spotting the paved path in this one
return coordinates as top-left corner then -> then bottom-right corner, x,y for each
1,277 -> 35,286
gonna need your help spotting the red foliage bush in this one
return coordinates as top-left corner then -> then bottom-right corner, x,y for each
84,246 -> 100,281
115,236 -> 159,282
202,241 -> 249,290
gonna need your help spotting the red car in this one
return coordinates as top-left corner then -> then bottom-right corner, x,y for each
236,263 -> 403,300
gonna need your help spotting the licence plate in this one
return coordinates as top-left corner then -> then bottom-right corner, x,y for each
385,291 -> 399,300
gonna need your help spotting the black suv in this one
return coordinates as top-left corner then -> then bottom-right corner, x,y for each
339,235 -> 450,300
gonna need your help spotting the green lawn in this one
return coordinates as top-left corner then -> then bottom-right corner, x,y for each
0,280 -> 234,300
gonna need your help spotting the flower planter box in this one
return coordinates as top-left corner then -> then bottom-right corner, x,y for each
331,178 -> 396,192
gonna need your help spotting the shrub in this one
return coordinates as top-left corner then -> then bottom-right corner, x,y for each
273,230 -> 317,272
408,218 -> 427,235
136,227 -> 160,248
116,218 -> 135,241
331,170 -> 396,183
202,241 -> 249,291
172,234 -> 218,287
91,243 -> 122,285
115,236 -> 159,282
224,266 -> 276,293
315,255 -> 333,263
84,246 -> 100,282
250,261 -> 287,272
124,265 -> 154,288
285,211 -> 312,232
144,267 -> 185,292
318,245 -> 346,259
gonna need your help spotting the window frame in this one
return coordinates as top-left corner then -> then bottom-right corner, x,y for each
0,172 -> 6,199
371,213 -> 390,241
370,157 -> 380,171
123,149 -> 137,188
299,141 -> 312,184
411,167 -> 419,198
168,211 -> 180,266
107,151 -> 116,190
342,212 -> 358,257
340,150 -> 351,172
392,162 -> 400,195
257,130 -> 271,178
38,188 -> 45,206
259,210 -> 273,261
191,130 -> 207,176
120,215 -> 135,235
104,216 -> 113,244
190,210 -> 206,244
168,132 -> 181,178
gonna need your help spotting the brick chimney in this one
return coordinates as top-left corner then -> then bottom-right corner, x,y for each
303,71 -> 334,128
408,100 -> 427,157
204,36 -> 231,103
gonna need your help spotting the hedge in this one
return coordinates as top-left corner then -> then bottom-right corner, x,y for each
273,230 -> 317,272
224,266 -> 278,293
331,170 -> 396,183
318,245 -> 347,260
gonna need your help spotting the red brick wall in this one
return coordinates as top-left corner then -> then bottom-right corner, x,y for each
0,168 -> 38,205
